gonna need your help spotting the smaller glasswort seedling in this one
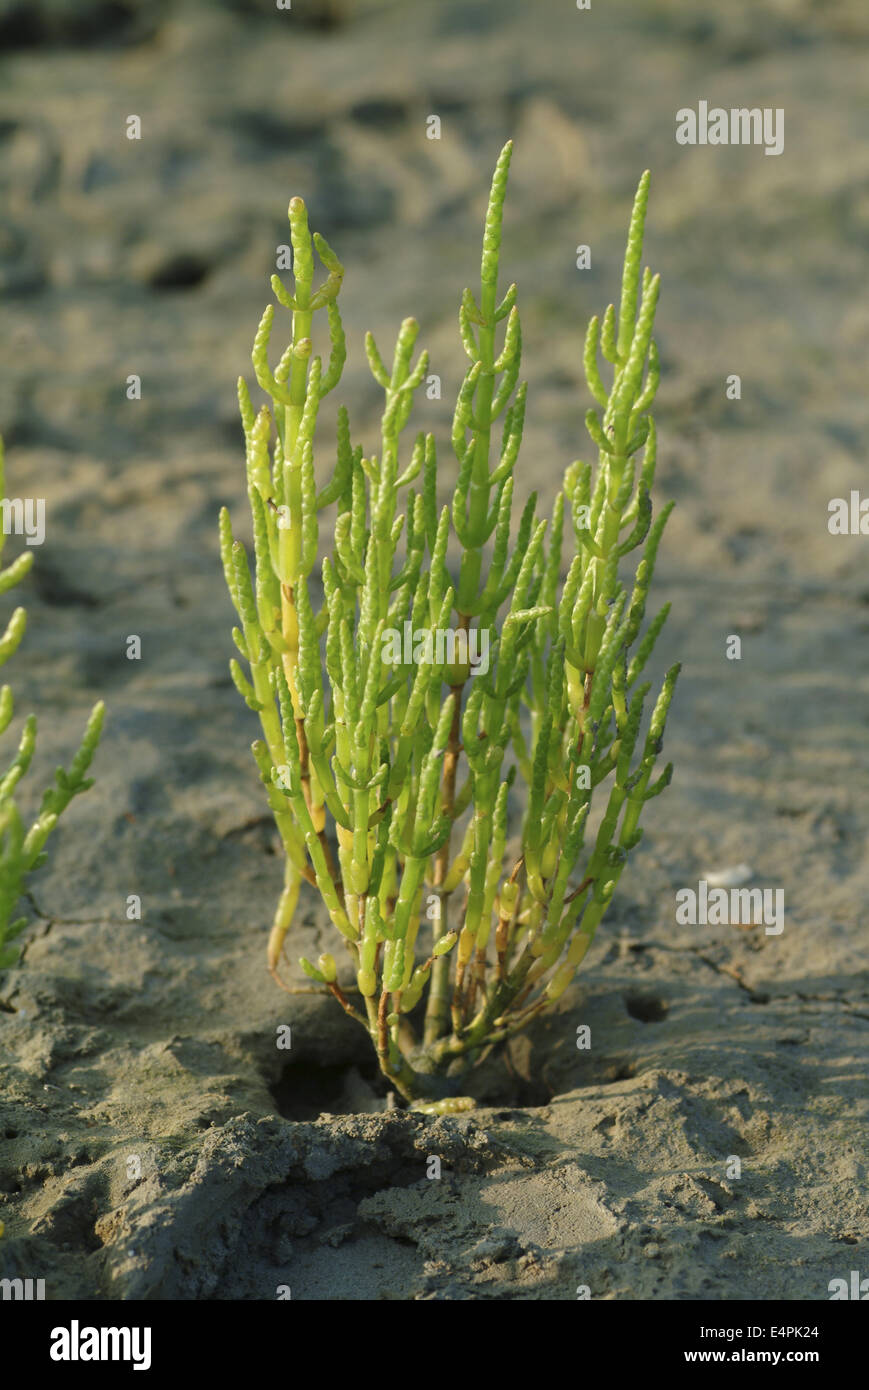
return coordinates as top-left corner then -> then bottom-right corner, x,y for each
221,143 -> 679,1109
0,437 -> 104,971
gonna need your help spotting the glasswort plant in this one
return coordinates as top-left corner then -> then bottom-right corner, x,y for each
0,437 -> 104,970
221,144 -> 679,1108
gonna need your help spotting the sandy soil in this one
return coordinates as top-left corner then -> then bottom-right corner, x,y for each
0,0 -> 866,1299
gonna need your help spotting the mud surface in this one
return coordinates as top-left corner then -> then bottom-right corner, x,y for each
0,0 -> 867,1299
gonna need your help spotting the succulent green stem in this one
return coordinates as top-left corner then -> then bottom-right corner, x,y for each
223,151 -> 679,1106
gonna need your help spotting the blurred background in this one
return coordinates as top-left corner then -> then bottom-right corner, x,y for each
1,0 -> 866,974
0,0 -> 867,1299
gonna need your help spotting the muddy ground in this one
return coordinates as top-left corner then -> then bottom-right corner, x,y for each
0,0 -> 866,1299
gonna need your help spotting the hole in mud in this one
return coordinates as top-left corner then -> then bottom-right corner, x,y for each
269,1059 -> 387,1121
0,1 -> 153,50
599,1060 -> 637,1083
492,1073 -> 552,1108
268,1051 -> 555,1117
31,559 -> 99,608
624,993 -> 669,1023
263,996 -> 563,1116
223,0 -> 350,30
350,99 -> 408,130
149,252 -> 211,292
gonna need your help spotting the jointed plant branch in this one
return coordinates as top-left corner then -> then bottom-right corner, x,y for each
0,438 -> 104,973
222,145 -> 679,1109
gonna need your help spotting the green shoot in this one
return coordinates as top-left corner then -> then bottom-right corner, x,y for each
0,437 -> 104,971
222,146 -> 679,1110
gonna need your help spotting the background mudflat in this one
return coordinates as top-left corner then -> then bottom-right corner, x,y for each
0,0 -> 866,1299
